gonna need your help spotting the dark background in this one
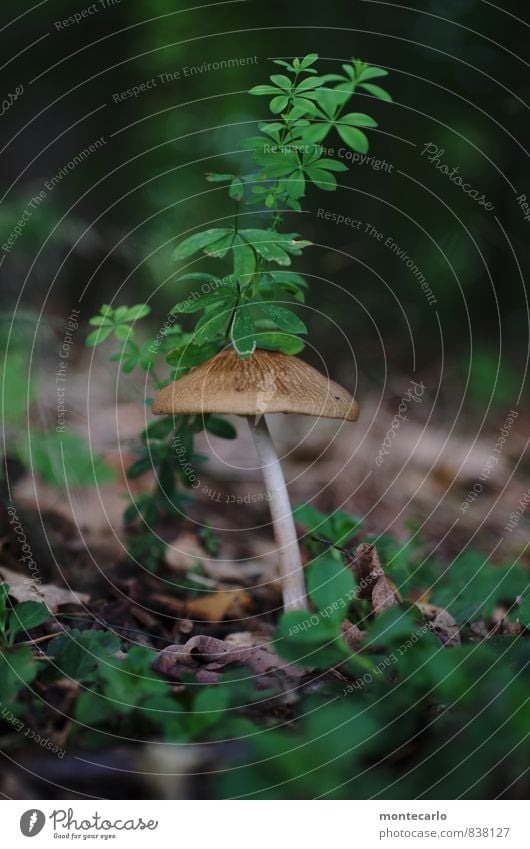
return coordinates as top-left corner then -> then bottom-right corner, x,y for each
1,0 -> 528,417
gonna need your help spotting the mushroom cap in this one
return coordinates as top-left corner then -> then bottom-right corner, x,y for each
152,348 -> 359,421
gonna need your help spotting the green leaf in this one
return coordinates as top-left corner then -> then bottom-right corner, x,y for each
75,690 -> 116,724
270,74 -> 291,91
233,235 -> 256,283
114,324 -> 132,342
127,457 -> 153,479
285,170 -> 306,199
89,315 -> 113,327
240,229 -> 291,265
193,307 -> 234,343
8,602 -> 49,644
340,112 -> 378,128
357,66 -> 388,82
189,685 -> 230,734
171,291 -> 226,314
276,611 -> 347,667
299,122 -> 332,145
359,82 -> 393,102
270,95 -> 290,114
122,304 -> 151,321
0,646 -> 38,703
294,504 -> 361,546
229,177 -> 245,200
255,332 -> 305,355
18,431 -> 115,490
300,53 -> 318,69
266,271 -> 309,289
204,233 -> 234,258
205,416 -> 237,439
49,629 -> 121,680
307,554 -> 355,622
206,172 -> 235,182
113,306 -> 128,323
172,228 -> 232,260
336,124 -> 369,153
249,85 -> 281,95
305,167 -> 338,191
256,302 -> 307,334
166,342 -> 221,370
231,305 -> 256,357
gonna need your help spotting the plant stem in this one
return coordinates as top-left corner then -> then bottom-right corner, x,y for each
248,415 -> 307,611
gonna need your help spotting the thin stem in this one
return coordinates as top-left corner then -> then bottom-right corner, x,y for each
248,415 -> 307,611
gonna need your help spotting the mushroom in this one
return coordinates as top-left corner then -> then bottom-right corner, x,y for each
152,349 -> 358,611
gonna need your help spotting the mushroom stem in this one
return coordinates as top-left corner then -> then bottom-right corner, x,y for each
248,415 -> 308,611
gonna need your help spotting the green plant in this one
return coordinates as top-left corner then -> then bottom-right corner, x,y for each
86,54 -> 390,546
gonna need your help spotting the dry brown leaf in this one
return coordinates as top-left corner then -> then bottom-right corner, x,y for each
372,576 -> 398,615
0,566 -> 89,613
417,602 -> 461,646
432,609 -> 461,646
153,634 -> 304,681
151,589 -> 250,622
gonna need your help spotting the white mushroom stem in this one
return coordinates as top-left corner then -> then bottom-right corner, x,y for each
248,415 -> 308,611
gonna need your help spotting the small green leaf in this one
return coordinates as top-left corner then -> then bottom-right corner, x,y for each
300,53 -> 319,69
255,332 -> 305,355
270,95 -> 290,114
193,306 -> 234,343
206,172 -> 235,182
166,342 -> 221,370
89,315 -> 113,327
276,610 -> 347,668
306,167 -> 338,191
114,324 -> 132,341
127,457 -> 154,479
204,233 -> 234,258
233,235 -> 256,284
307,554 -> 355,622
269,74 -> 291,91
357,66 -> 388,82
336,124 -> 369,153
240,229 -> 291,265
249,85 -> 281,96
340,112 -> 378,128
171,292 -> 225,314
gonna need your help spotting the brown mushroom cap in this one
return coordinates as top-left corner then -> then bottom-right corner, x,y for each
152,348 -> 359,421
